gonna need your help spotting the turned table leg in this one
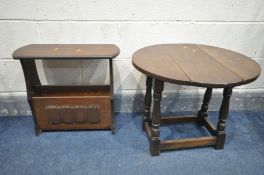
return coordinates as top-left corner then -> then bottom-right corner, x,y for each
142,76 -> 153,130
150,79 -> 164,156
215,88 -> 232,149
197,88 -> 213,124
20,60 -> 42,136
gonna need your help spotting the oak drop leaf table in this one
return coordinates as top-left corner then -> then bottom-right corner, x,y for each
132,44 -> 261,156
13,44 -> 119,135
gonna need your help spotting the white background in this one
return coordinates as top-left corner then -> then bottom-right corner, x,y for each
0,0 -> 263,97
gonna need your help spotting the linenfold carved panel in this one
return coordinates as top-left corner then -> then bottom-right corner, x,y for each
45,104 -> 101,124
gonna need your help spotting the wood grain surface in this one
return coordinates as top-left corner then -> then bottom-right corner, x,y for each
132,44 -> 261,88
13,44 -> 120,59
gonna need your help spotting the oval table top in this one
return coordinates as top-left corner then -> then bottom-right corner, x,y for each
132,44 -> 261,88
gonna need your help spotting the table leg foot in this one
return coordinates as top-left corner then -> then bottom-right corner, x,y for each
35,129 -> 42,136
111,122 -> 115,135
150,138 -> 160,156
215,133 -> 226,149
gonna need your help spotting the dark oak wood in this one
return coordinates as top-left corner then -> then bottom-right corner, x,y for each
33,95 -> 112,130
20,60 -> 42,135
160,115 -> 197,124
13,44 -> 120,59
34,85 -> 110,97
160,136 -> 217,150
144,117 -> 218,151
197,88 -> 213,124
198,45 -> 260,84
142,76 -> 152,130
150,79 -> 164,156
132,44 -> 261,88
133,46 -> 190,85
13,44 -> 119,135
109,59 -> 115,134
133,44 -> 261,156
216,88 -> 232,149
144,122 -> 152,143
199,117 -> 217,136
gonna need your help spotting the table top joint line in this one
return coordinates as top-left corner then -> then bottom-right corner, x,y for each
196,45 -> 245,83
161,45 -> 192,83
